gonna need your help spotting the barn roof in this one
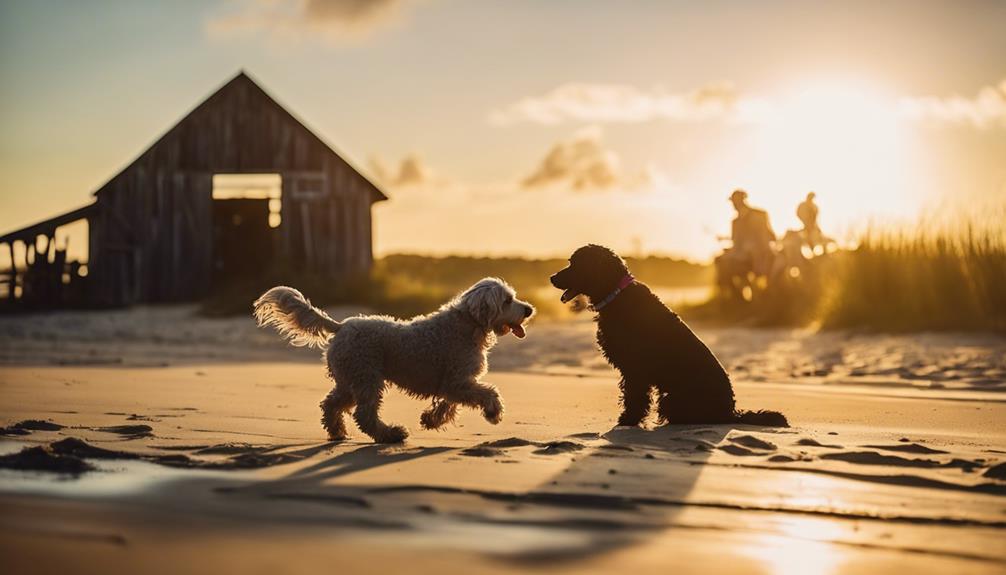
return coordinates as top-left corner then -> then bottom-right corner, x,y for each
92,71 -> 388,202
0,204 -> 97,245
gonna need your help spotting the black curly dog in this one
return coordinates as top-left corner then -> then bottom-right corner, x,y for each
550,244 -> 788,427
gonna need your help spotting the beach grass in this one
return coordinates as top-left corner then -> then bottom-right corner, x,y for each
819,221 -> 1006,331
687,213 -> 1006,332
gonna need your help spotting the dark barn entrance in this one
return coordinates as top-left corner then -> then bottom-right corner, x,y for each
210,173 -> 281,284
212,198 -> 273,281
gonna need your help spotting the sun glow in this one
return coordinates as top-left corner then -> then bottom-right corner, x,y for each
741,79 -> 916,235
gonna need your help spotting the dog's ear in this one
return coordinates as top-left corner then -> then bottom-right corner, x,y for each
460,279 -> 504,329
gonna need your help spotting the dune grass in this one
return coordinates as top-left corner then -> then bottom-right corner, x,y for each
685,216 -> 1006,332
819,224 -> 1006,331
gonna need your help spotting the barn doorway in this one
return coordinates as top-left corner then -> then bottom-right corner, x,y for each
211,174 -> 281,282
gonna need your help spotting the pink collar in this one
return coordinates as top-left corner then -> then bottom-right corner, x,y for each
590,274 -> 636,311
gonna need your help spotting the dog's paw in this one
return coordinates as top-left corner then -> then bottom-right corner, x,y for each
419,410 -> 438,430
326,430 -> 349,442
420,410 -> 449,430
376,425 -> 409,444
482,396 -> 504,425
420,402 -> 458,430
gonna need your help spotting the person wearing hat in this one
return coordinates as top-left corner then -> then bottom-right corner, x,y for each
715,189 -> 777,298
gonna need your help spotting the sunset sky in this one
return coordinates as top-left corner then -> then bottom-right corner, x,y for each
1,0 -> 1004,261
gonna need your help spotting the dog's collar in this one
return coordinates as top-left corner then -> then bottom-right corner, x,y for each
590,274 -> 636,311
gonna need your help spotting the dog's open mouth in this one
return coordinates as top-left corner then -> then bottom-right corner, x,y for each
559,289 -> 579,304
498,321 -> 527,338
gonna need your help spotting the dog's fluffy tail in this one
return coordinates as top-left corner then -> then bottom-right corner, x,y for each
253,286 -> 342,349
734,409 -> 789,427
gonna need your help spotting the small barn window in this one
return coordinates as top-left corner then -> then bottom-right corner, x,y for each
212,173 -> 282,228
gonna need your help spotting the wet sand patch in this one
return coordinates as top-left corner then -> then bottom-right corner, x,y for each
0,445 -> 94,475
96,425 -> 154,438
0,420 -> 64,436
2,437 -> 329,473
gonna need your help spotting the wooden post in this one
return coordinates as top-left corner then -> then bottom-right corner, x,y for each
5,241 -> 14,303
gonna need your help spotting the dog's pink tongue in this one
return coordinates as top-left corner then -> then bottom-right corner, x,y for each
511,324 -> 526,338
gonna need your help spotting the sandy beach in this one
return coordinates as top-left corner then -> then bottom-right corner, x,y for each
4,1 -> 1005,572
1,308 -> 1004,574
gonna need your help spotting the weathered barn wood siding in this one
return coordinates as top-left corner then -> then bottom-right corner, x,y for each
88,72 -> 385,306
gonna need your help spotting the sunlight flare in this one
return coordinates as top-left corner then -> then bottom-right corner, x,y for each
744,79 -> 915,230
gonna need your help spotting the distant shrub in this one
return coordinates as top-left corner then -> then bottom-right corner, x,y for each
200,253 -> 709,319
376,253 -> 710,293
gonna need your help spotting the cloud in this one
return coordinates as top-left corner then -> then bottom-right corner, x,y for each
370,154 -> 437,187
207,0 -> 408,44
899,79 -> 1006,129
493,78 -> 1006,130
521,126 -> 660,192
490,82 -> 765,126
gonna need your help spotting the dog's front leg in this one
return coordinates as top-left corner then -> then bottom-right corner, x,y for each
440,380 -> 504,425
617,377 -> 652,427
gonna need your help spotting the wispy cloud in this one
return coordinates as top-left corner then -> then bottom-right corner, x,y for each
899,79 -> 1006,129
207,0 -> 410,44
493,79 -> 1006,130
521,126 -> 661,192
490,82 -> 766,126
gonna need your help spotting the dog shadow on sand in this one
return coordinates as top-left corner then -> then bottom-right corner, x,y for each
491,424 -> 735,564
64,418 -> 744,564
191,423 -> 737,565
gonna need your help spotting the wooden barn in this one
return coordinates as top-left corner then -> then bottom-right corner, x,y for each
0,71 -> 387,308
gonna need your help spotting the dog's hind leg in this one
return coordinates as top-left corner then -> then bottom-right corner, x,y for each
352,380 -> 409,444
320,385 -> 355,440
439,381 -> 504,425
420,399 -> 458,430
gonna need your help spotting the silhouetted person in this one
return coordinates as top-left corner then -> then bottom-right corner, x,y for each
715,189 -> 776,299
728,189 -> 776,273
797,192 -> 822,249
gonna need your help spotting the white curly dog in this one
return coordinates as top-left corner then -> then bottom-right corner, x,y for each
253,278 -> 535,443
